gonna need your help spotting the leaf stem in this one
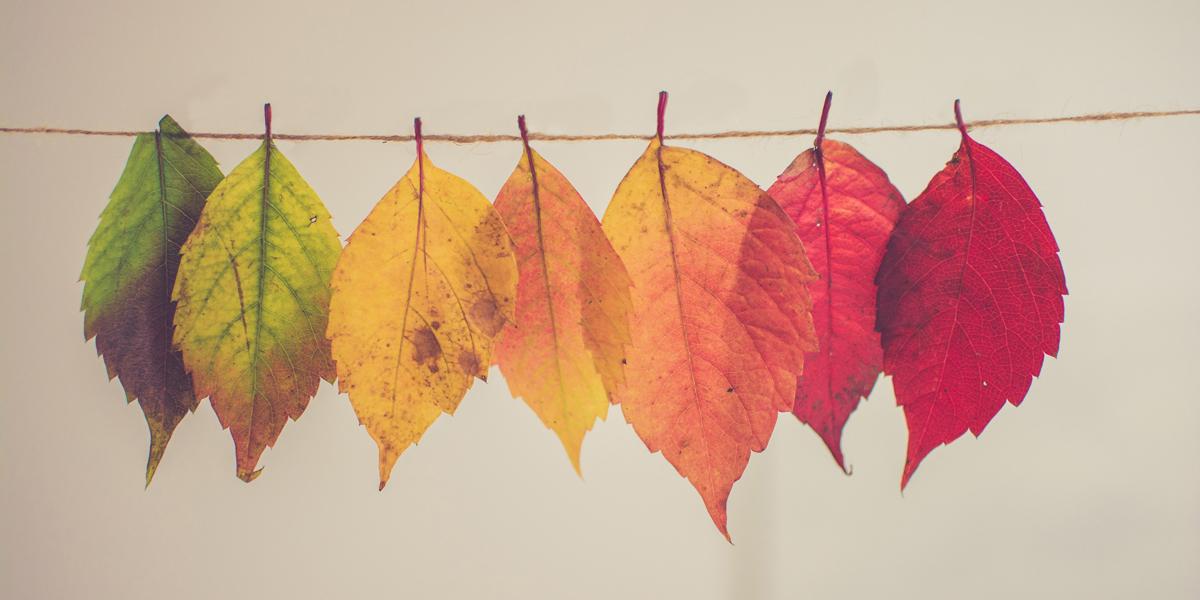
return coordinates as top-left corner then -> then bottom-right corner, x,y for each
954,99 -> 969,138
414,117 -> 425,195
814,91 -> 833,148
264,103 -> 272,141
656,91 -> 668,143
518,114 -> 530,148
414,117 -> 424,157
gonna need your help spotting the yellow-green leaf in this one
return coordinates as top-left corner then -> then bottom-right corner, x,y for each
172,116 -> 341,482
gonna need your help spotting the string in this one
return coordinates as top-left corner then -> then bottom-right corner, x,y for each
1,108 -> 1197,144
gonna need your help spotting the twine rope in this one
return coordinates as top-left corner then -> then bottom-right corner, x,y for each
2,108 -> 1197,144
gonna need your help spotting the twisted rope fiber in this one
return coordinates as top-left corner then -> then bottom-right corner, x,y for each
2,108 -> 1197,144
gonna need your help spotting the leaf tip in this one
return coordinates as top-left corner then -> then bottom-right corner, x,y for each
719,524 -> 733,544
378,445 -> 399,491
143,415 -> 176,488
900,459 -> 917,491
145,443 -> 167,489
237,466 -> 263,483
831,449 -> 850,475
144,464 -> 160,490
704,500 -> 732,542
565,444 -> 584,479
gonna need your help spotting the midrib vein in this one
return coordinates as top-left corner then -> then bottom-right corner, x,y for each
525,149 -> 570,422
655,145 -> 712,476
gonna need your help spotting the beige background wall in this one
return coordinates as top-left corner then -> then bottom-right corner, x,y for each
2,0 -> 1198,598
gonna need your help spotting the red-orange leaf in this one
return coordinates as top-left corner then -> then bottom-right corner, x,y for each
767,94 -> 905,471
602,93 -> 817,539
493,117 -> 632,474
876,101 -> 1067,488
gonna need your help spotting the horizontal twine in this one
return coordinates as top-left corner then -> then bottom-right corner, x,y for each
1,108 -> 1197,144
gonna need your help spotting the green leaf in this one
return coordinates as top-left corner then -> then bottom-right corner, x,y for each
81,115 -> 223,486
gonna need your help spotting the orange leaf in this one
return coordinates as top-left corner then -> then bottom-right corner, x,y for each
493,116 -> 632,474
601,94 -> 817,538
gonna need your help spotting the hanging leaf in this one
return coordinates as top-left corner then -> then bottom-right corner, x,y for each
492,116 -> 632,474
601,93 -> 817,539
81,115 -> 223,485
326,119 -> 517,489
876,101 -> 1067,488
172,105 -> 341,482
767,93 -> 905,472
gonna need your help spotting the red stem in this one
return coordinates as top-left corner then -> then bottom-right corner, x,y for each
518,114 -> 530,147
954,99 -> 969,138
414,117 -> 423,157
814,91 -> 832,148
656,91 -> 668,142
414,117 -> 425,204
263,103 -> 272,141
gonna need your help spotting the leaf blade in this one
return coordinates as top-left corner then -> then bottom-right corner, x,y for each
327,151 -> 517,488
172,139 -> 341,482
768,139 -> 905,471
602,139 -> 817,538
80,115 -> 222,485
876,124 -> 1067,488
493,143 -> 632,474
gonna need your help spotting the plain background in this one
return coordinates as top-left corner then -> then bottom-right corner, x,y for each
2,0 -> 1198,598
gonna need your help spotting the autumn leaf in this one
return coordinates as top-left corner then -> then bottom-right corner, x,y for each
327,118 -> 517,489
875,101 -> 1067,488
767,93 -> 905,472
81,115 -> 223,485
172,105 -> 341,482
492,116 -> 632,475
601,93 -> 817,539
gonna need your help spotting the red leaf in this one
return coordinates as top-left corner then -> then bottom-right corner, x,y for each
767,93 -> 905,471
876,101 -> 1067,488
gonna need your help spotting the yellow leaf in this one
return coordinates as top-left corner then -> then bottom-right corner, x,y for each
327,127 -> 517,488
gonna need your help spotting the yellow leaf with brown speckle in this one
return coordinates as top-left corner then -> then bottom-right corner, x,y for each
327,121 -> 518,488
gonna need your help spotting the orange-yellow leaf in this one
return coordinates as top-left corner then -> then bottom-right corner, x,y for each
327,131 -> 517,489
493,118 -> 632,474
601,95 -> 818,538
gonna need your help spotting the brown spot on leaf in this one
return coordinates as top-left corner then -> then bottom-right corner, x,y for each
411,327 -> 442,368
470,297 -> 505,336
457,350 -> 480,375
